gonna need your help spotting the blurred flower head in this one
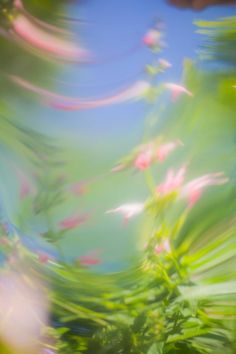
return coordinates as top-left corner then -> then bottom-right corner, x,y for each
181,172 -> 228,207
155,239 -> 171,254
156,166 -> 186,196
156,140 -> 183,162
165,83 -> 193,101
106,203 -> 144,222
0,271 -> 48,353
78,251 -> 101,267
37,251 -> 50,264
143,29 -> 162,48
134,147 -> 153,171
59,213 -> 90,230
158,58 -> 172,69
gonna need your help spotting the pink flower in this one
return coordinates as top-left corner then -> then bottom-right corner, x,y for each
143,29 -> 161,47
156,140 -> 183,162
70,181 -> 88,196
156,166 -> 186,196
20,177 -> 31,199
14,0 -> 23,9
134,148 -> 153,171
11,14 -> 89,62
181,172 -> 228,207
156,168 -> 227,207
155,239 -> 171,254
165,83 -> 193,101
106,203 -> 144,222
59,213 -> 90,230
158,58 -> 172,69
16,170 -> 36,200
114,139 -> 182,172
37,252 -> 50,264
79,251 -> 101,266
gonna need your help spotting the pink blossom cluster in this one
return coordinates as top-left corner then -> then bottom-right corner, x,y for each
134,140 -> 183,171
106,167 -> 228,222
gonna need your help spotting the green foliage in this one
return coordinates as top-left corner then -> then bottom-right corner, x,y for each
195,17 -> 236,67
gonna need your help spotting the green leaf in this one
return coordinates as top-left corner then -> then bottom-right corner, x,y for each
147,342 -> 164,354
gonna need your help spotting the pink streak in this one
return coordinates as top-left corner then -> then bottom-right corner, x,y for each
14,0 -> 68,35
111,164 -> 126,173
59,213 -> 90,230
156,140 -> 183,162
9,75 -> 73,103
79,252 -> 101,266
12,14 -> 89,62
182,172 -> 228,207
10,76 -> 150,111
165,83 -> 193,101
51,81 -> 150,111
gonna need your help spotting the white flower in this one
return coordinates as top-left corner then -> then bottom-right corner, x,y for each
158,58 -> 172,69
106,203 -> 144,220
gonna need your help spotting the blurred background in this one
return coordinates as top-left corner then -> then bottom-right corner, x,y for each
0,1 -> 236,354
0,0 -> 235,272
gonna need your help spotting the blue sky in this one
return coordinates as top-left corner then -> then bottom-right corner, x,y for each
32,0 -> 235,140
16,1 -> 236,147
